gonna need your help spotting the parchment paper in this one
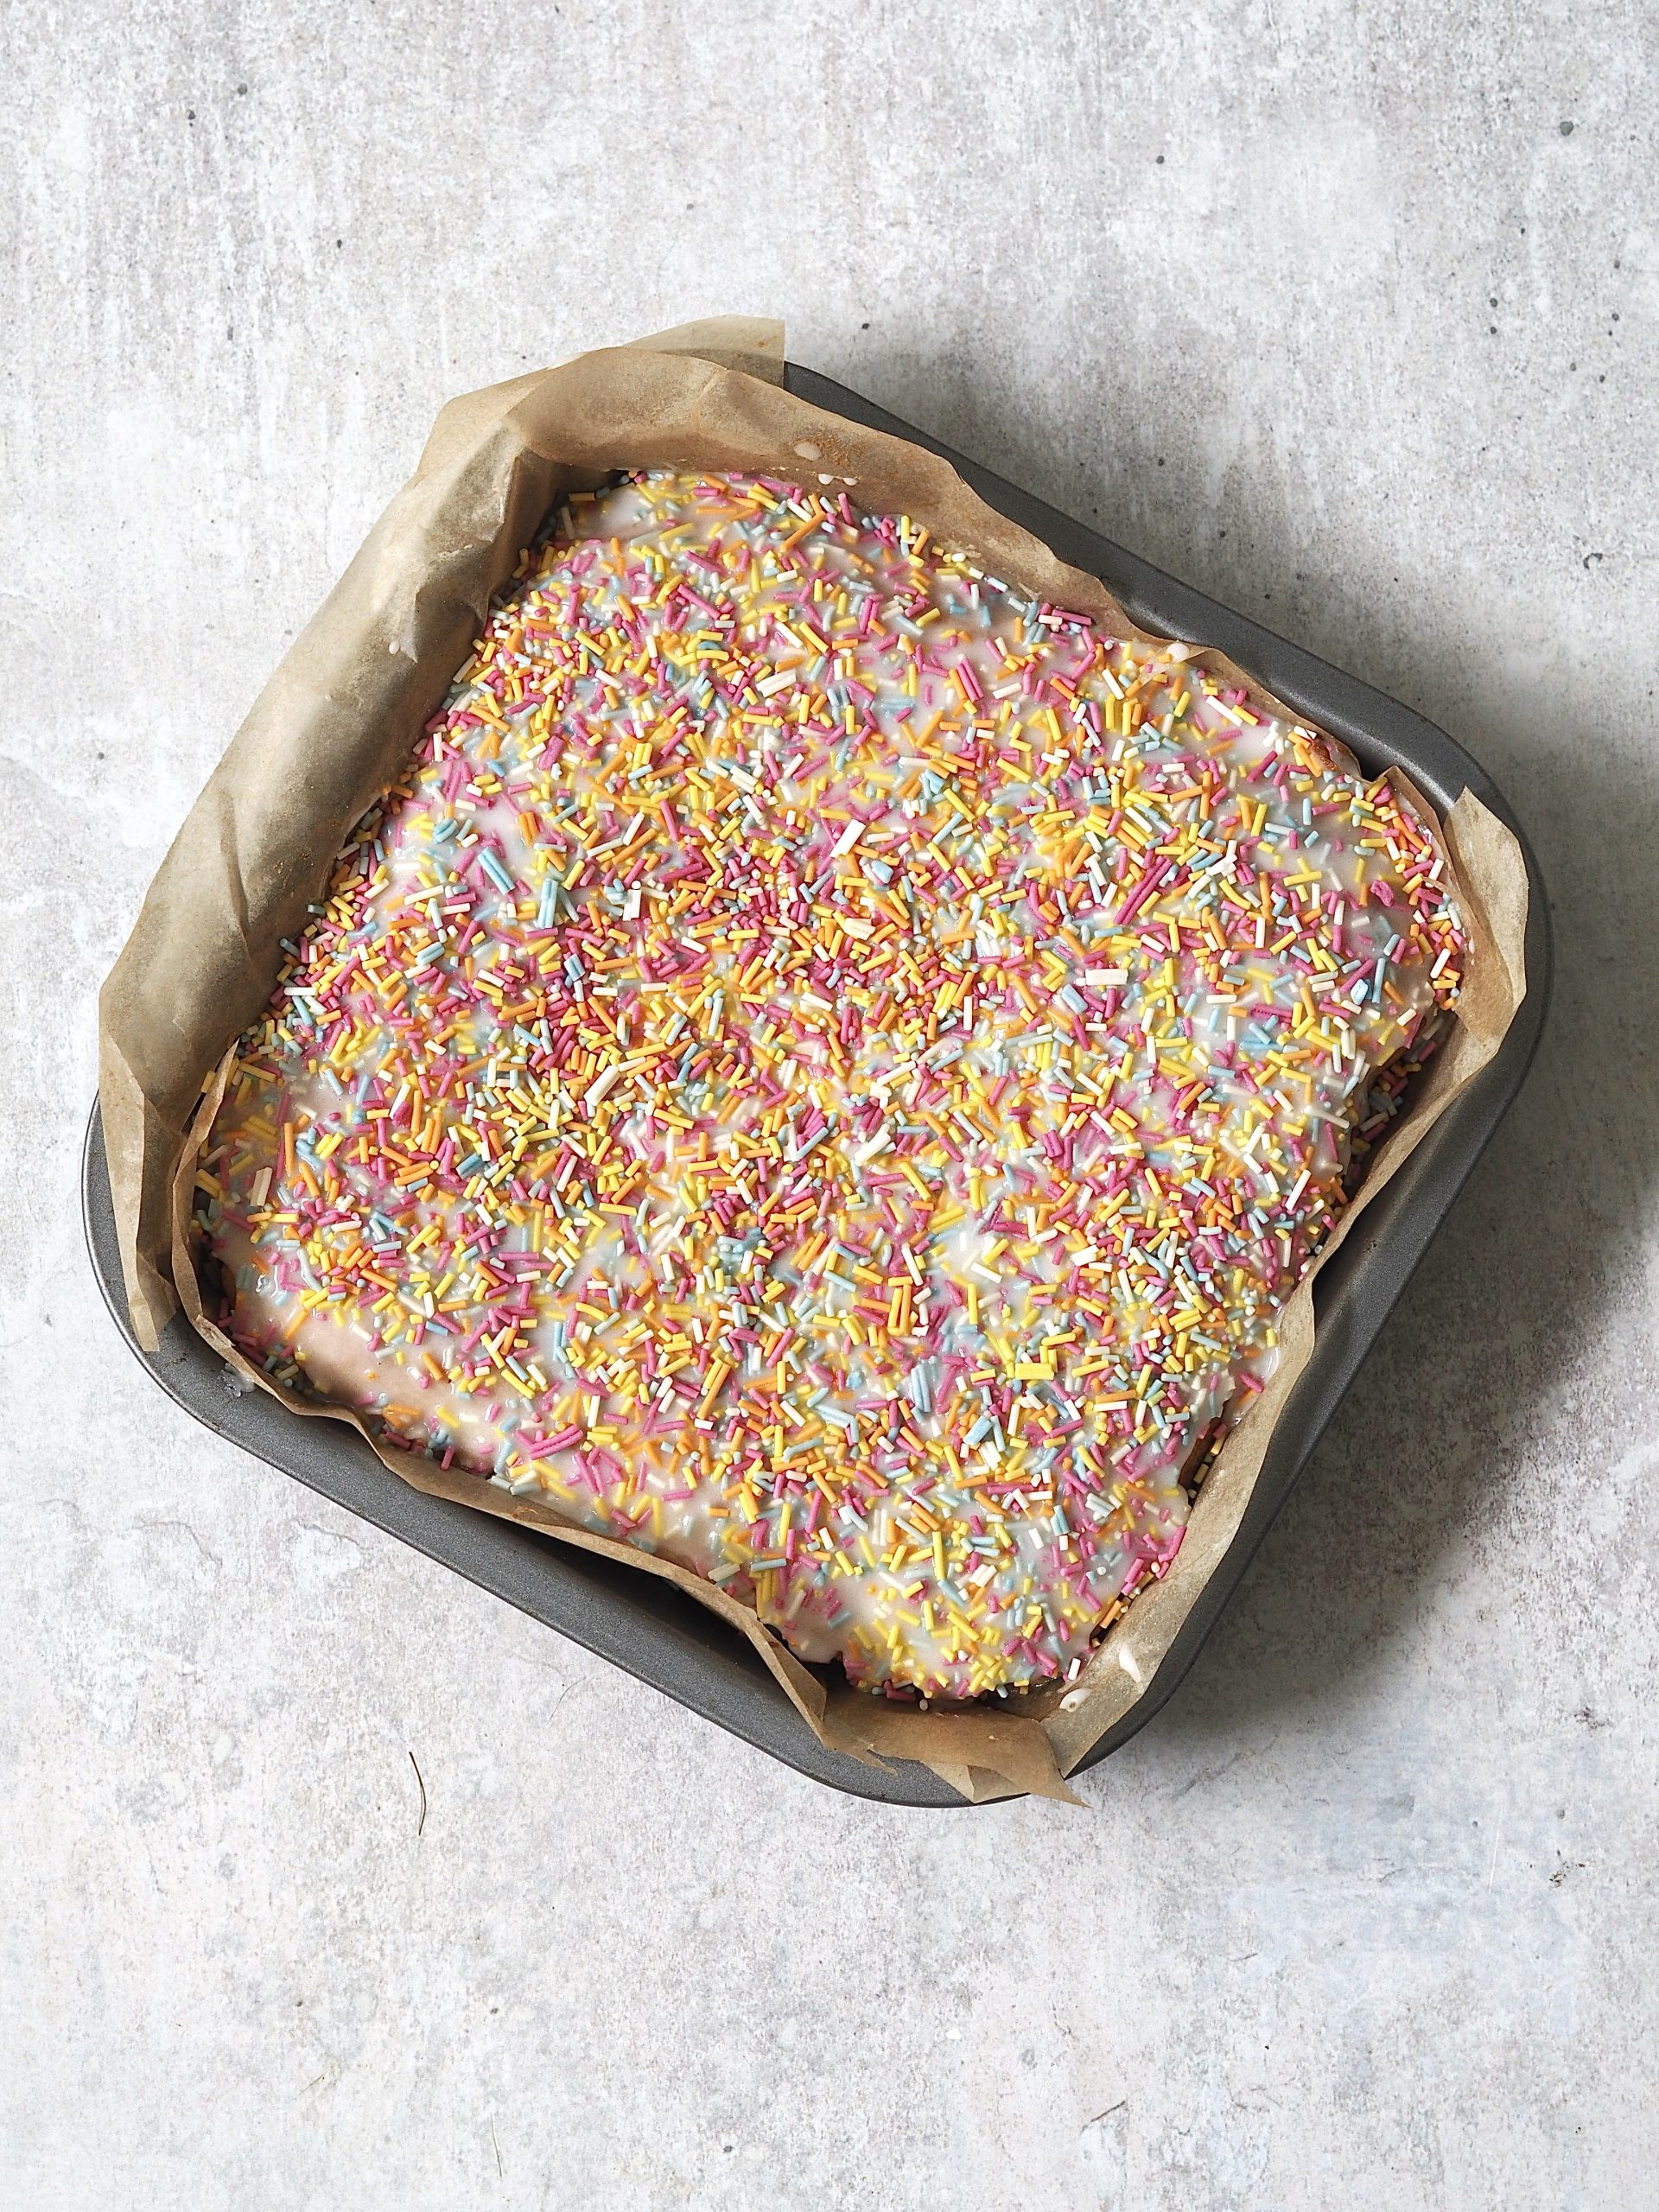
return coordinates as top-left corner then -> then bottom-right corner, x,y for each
101,318 -> 1529,1803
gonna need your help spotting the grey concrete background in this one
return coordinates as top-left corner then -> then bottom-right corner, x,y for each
3,2 -> 1656,2207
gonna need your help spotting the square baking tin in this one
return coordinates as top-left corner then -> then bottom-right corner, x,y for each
84,364 -> 1551,1805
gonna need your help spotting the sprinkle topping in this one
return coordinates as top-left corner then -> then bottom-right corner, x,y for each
197,472 -> 1464,1698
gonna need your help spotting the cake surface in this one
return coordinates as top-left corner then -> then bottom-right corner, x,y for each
195,471 -> 1464,1698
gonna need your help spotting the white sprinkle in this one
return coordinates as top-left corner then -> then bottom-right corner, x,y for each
583,1060 -> 633,1113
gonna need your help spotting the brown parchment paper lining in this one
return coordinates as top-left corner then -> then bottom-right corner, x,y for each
101,318 -> 1528,1805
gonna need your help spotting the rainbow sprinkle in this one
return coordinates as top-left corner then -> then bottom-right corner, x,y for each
194,472 -> 1465,1700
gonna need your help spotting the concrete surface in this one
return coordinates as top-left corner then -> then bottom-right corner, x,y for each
3,3 -> 1657,2207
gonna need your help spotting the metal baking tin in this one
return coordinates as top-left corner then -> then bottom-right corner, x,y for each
82,363 -> 1552,1806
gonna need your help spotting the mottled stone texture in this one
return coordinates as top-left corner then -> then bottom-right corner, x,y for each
3,3 -> 1656,2207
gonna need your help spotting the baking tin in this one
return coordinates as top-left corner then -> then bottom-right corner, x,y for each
83,363 -> 1552,1806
